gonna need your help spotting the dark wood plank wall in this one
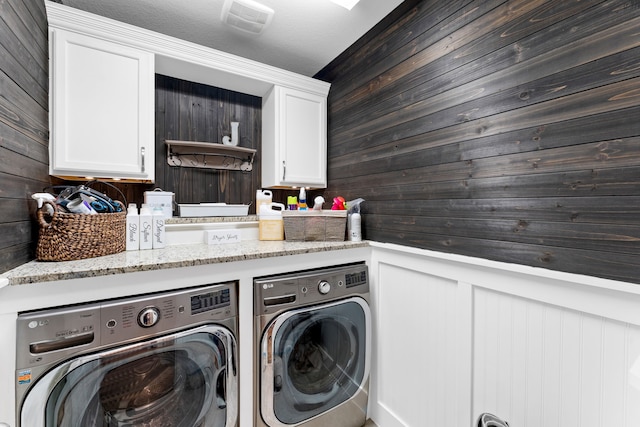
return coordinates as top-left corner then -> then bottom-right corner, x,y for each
153,75 -> 262,211
316,0 -> 640,284
0,0 -> 50,273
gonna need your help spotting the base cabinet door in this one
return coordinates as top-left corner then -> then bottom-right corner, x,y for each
262,86 -> 327,189
49,28 -> 154,181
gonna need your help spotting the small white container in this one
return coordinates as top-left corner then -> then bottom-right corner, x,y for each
126,203 -> 140,251
139,204 -> 153,250
144,189 -> 174,218
152,206 -> 166,249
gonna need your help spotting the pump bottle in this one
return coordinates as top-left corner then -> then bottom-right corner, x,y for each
298,187 -> 308,210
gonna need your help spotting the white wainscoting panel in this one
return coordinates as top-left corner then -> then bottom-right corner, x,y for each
374,262 -> 462,427
473,287 -> 640,427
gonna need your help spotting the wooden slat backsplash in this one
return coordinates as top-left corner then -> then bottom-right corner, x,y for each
316,0 -> 640,283
153,75 -> 262,211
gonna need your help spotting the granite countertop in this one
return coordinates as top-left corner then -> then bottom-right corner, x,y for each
1,240 -> 369,286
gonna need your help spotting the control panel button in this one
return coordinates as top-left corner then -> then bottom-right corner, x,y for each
137,307 -> 160,328
318,280 -> 331,295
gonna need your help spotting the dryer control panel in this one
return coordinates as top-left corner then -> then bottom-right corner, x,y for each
254,263 -> 369,315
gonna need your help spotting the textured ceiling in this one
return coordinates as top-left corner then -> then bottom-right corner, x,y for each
57,0 -> 405,77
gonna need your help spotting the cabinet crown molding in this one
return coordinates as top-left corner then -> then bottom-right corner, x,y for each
45,2 -> 330,98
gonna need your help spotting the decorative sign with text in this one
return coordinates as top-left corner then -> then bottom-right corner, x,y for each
204,229 -> 242,245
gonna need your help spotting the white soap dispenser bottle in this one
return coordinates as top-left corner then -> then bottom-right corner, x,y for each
126,203 -> 140,251
139,204 -> 153,250
152,206 -> 166,249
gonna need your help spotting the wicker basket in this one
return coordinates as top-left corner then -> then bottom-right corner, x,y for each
36,201 -> 126,261
283,210 -> 347,241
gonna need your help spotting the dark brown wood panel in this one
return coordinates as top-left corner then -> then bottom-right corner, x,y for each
153,74 -> 262,212
0,0 -> 48,108
318,0 -> 640,284
0,0 -> 50,274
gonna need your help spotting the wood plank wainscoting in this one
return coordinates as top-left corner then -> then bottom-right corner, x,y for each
316,0 -> 640,284
369,242 -> 640,427
0,0 -> 51,273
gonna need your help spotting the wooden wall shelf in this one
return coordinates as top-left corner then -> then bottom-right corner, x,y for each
165,140 -> 256,171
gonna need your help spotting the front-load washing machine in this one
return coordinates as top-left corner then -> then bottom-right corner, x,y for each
254,263 -> 371,427
16,282 -> 238,427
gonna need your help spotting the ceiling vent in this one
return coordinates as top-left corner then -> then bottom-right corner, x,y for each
221,0 -> 275,35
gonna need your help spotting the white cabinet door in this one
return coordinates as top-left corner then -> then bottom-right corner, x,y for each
262,86 -> 327,188
49,29 -> 154,181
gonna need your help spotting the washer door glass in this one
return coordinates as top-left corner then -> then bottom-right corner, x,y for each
262,297 -> 370,425
26,325 -> 236,427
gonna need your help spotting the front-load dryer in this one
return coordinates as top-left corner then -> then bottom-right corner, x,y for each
254,263 -> 371,427
16,282 -> 238,427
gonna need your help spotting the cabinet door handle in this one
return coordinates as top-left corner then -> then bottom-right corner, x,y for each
141,147 -> 146,173
282,160 -> 286,181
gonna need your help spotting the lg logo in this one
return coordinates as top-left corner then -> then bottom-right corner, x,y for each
262,283 -> 274,289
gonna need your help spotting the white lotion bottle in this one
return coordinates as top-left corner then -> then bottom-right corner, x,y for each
126,203 -> 140,251
347,198 -> 364,242
349,211 -> 362,241
139,204 -> 153,250
152,206 -> 166,249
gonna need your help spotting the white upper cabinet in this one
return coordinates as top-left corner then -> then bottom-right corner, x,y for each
262,86 -> 327,189
49,28 -> 155,181
45,2 -> 330,185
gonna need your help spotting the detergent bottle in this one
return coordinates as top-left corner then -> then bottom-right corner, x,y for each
259,202 -> 285,241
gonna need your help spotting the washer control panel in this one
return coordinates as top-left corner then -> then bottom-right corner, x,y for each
17,283 -> 237,370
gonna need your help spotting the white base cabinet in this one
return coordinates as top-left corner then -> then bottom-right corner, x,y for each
49,28 -> 155,181
369,242 -> 640,427
262,85 -> 327,189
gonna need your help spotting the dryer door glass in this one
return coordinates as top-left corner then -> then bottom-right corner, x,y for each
264,298 -> 369,424
30,325 -> 236,427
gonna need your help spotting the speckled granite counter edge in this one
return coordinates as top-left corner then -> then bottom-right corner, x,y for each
2,240 -> 369,286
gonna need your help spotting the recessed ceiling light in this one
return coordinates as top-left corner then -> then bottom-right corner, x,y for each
330,0 -> 360,10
